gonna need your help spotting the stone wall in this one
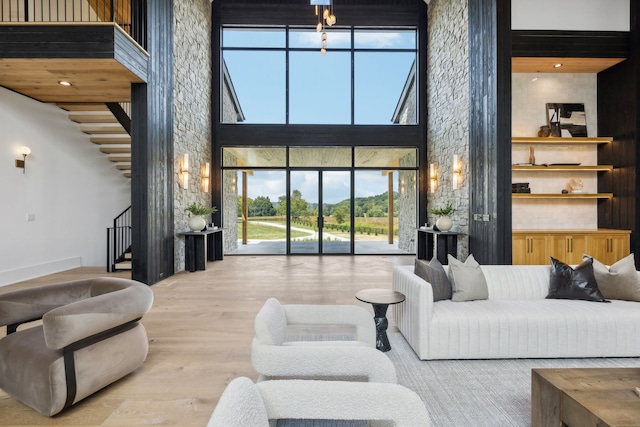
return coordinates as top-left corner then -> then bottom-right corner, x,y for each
173,0 -> 213,272
426,0 -> 470,259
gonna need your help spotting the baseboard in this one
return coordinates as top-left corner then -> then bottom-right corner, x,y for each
0,257 -> 82,287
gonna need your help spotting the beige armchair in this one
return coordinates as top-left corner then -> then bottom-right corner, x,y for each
251,298 -> 397,383
0,277 -> 154,416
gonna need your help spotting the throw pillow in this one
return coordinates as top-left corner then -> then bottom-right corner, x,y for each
447,254 -> 489,302
546,257 -> 608,302
585,253 -> 640,302
414,257 -> 452,301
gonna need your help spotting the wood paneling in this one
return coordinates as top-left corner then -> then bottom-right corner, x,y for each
513,57 -> 626,74
597,3 -> 639,268
468,0 -> 512,264
131,0 -> 174,285
512,30 -> 630,59
0,23 -> 147,102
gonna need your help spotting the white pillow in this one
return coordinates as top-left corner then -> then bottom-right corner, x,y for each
447,254 -> 489,302
586,254 -> 640,302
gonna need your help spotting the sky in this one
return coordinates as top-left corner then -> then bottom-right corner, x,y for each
223,27 -> 417,125
223,27 -> 416,204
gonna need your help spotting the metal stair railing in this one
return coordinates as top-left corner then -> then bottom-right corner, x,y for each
107,205 -> 131,272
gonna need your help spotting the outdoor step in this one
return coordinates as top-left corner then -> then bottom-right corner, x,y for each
100,146 -> 131,154
90,135 -> 131,144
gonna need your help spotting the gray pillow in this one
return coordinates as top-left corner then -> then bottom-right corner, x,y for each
414,257 -> 452,301
447,254 -> 489,302
585,253 -> 640,302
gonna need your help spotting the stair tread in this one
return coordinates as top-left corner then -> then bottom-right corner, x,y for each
57,103 -> 109,112
90,136 -> 131,144
70,113 -> 119,124
100,147 -> 131,154
108,155 -> 132,162
82,125 -> 128,135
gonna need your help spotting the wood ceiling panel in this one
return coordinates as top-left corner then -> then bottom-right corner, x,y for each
0,58 -> 142,102
512,57 -> 626,73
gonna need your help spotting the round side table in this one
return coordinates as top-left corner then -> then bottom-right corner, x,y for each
355,289 -> 405,352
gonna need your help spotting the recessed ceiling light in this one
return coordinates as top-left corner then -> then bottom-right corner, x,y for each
532,77 -> 538,82
58,81 -> 72,86
553,63 -> 563,68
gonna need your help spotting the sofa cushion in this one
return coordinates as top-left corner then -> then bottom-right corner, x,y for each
547,257 -> 607,302
447,254 -> 489,302
586,253 -> 640,302
414,258 -> 452,301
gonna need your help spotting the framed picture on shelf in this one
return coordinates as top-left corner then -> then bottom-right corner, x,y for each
546,103 -> 587,137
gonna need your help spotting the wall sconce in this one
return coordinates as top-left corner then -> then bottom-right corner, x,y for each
201,162 -> 210,192
429,163 -> 437,194
15,146 -> 31,174
452,155 -> 462,190
180,153 -> 189,189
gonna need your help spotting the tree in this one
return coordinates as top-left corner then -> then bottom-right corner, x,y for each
238,196 -> 253,217
250,196 -> 276,217
278,189 -> 309,217
333,206 -> 349,224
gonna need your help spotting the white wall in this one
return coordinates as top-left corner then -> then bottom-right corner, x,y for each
512,0 -> 629,31
512,74 -> 599,230
0,87 -> 131,286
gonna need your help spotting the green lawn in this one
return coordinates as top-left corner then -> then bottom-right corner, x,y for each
238,222 -> 309,240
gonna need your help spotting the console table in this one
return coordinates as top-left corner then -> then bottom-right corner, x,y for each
181,228 -> 223,272
417,227 -> 463,264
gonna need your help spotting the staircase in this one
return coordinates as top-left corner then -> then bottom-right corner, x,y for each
107,206 -> 132,272
56,103 -> 132,178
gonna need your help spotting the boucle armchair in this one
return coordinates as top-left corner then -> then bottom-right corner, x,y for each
251,298 -> 396,383
207,376 -> 431,427
0,277 -> 154,416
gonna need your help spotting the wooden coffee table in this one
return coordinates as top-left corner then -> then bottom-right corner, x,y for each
532,368 -> 640,427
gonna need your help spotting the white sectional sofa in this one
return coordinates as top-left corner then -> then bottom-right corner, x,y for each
392,264 -> 640,360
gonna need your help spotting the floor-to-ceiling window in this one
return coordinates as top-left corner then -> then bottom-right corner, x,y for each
213,0 -> 427,255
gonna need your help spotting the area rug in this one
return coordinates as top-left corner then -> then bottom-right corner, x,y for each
385,331 -> 640,426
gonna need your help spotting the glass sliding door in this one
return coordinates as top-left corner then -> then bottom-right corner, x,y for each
289,171 -> 319,254
288,170 -> 352,254
321,171 -> 351,254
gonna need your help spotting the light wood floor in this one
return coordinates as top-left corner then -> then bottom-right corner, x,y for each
0,255 -> 413,426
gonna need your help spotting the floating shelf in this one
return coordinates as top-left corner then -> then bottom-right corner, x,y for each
512,193 -> 613,200
512,165 -> 613,172
512,137 -> 612,145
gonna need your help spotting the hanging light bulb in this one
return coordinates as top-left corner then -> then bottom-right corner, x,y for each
323,8 -> 329,19
316,22 -> 323,32
327,14 -> 336,26
321,47 -> 327,56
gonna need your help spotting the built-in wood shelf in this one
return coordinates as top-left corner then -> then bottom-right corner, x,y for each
512,137 -> 612,145
512,193 -> 613,200
512,165 -> 613,172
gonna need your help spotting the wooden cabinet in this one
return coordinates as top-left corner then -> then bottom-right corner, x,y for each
513,234 -> 548,265
586,233 -> 630,265
513,230 -> 630,265
548,234 -> 587,265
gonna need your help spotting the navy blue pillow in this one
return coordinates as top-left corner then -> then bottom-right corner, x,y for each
546,257 -> 608,302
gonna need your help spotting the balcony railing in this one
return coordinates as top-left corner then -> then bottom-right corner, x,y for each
0,0 -> 146,48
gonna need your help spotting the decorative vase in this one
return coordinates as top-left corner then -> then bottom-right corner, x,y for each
538,125 -> 551,137
435,216 -> 452,232
188,216 -> 206,232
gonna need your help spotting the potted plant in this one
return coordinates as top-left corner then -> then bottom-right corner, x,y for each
185,203 -> 218,231
429,201 -> 455,232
